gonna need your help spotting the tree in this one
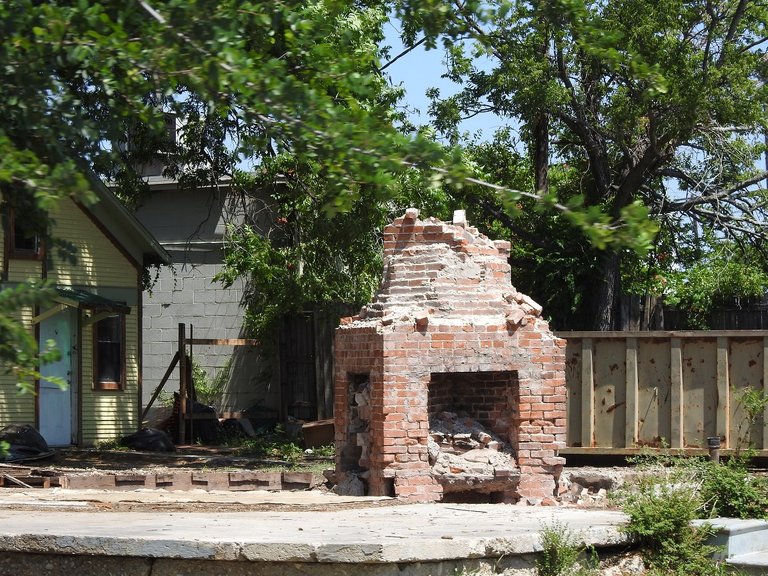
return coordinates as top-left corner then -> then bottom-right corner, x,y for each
1,0 -> 671,388
0,0 -> 452,383
399,0 -> 768,329
213,158 -> 455,341
1,0 -> 451,208
661,239 -> 768,329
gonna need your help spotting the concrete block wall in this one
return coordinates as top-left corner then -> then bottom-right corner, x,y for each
143,261 -> 274,415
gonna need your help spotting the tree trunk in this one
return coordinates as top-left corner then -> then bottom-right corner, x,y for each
593,251 -> 621,330
533,114 -> 549,194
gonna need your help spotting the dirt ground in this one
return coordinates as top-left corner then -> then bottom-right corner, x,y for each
0,447 -> 640,513
0,446 -> 373,513
39,445 -> 323,473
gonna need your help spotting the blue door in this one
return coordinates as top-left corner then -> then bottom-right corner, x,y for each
39,308 -> 76,446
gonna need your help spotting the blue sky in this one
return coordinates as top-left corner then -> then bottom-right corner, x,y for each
380,20 -> 510,141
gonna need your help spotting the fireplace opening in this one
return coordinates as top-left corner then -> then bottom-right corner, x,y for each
339,373 -> 371,474
429,371 -> 518,439
427,371 -> 521,499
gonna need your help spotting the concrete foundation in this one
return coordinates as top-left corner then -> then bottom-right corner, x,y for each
0,495 -> 630,576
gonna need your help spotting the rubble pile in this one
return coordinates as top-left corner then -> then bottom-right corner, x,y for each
558,467 -> 633,506
428,411 -> 520,494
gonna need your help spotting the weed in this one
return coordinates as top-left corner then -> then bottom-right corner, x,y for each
191,358 -> 231,408
93,438 -> 129,451
700,455 -> 768,519
310,443 -> 335,458
734,387 -> 768,454
535,521 -> 598,576
233,425 -> 304,465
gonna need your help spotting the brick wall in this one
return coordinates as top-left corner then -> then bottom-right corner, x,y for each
334,209 -> 566,503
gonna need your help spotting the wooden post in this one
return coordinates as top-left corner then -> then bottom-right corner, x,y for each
716,337 -> 730,448
189,324 -> 194,444
581,338 -> 594,448
178,323 -> 187,445
670,337 -> 684,449
625,337 -> 639,448
763,337 -> 768,451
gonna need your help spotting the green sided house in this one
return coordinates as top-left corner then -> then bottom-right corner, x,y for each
0,184 -> 170,447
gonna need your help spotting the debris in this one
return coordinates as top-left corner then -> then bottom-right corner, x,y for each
429,412 -> 520,494
333,474 -> 365,496
120,428 -> 175,452
2,473 -> 32,488
0,424 -> 54,463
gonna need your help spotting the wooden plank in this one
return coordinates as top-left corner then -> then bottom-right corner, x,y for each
32,303 -> 68,325
716,336 -> 730,448
764,337 -> 768,451
187,338 -> 259,346
555,330 -> 768,339
670,337 -> 684,448
581,338 -> 594,448
564,341 -> 583,447
140,350 -> 180,423
593,339 -> 626,448
625,337 -> 639,448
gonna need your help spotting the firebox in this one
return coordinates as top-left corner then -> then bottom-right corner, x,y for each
334,209 -> 567,503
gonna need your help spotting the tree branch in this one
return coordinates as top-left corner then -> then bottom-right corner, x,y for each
378,37 -> 427,73
661,169 -> 768,213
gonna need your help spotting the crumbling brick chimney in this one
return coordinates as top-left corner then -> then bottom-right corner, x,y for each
334,209 -> 566,503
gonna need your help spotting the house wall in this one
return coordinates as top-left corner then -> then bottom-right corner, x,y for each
0,196 -> 142,445
50,199 -> 141,446
135,186 -> 275,418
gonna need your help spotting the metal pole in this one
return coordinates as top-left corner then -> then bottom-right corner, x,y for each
707,436 -> 721,464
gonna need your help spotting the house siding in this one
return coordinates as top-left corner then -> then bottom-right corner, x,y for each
1,196 -> 143,446
7,260 -> 43,283
48,200 -> 137,289
0,307 -> 35,427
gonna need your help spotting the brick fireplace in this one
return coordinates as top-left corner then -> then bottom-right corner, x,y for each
333,209 -> 566,503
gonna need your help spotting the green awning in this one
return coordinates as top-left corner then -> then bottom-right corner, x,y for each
54,287 -> 130,314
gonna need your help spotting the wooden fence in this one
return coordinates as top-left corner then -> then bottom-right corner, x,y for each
556,331 -> 768,455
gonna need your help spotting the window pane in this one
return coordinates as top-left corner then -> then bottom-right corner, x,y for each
96,315 -> 123,385
12,219 -> 40,254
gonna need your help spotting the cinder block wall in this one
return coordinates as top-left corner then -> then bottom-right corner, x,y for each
136,186 -> 276,418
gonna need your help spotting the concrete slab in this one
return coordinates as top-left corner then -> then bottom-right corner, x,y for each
0,486 -> 388,507
0,501 -> 629,563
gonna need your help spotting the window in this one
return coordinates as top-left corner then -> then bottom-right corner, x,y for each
93,314 -> 125,390
8,207 -> 43,259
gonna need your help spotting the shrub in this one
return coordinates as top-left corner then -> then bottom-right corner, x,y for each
619,472 -> 720,575
616,452 -> 738,574
700,455 -> 768,519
